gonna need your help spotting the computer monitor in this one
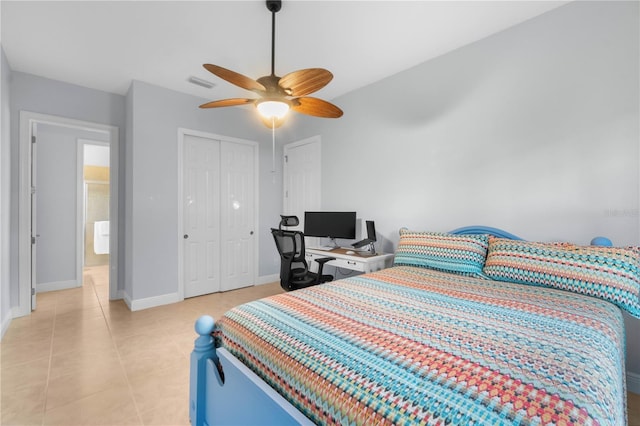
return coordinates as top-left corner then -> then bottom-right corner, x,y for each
304,211 -> 356,241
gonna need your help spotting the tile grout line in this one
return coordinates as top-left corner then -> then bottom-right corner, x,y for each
41,293 -> 57,426
91,267 -> 146,426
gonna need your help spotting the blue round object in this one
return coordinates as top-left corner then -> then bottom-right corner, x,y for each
195,315 -> 215,335
590,236 -> 612,247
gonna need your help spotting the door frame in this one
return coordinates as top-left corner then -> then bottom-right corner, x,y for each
77,139 -> 111,285
17,111 -> 119,317
176,128 -> 259,300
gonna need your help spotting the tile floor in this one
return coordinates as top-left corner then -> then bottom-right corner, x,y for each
1,266 -> 639,425
1,265 -> 283,425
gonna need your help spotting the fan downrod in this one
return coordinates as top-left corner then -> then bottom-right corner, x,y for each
266,0 -> 281,13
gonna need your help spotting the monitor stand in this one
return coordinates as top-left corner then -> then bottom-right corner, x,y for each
357,242 -> 377,257
328,238 -> 340,249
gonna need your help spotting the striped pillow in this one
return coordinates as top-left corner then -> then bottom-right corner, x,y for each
483,238 -> 640,318
393,229 -> 489,277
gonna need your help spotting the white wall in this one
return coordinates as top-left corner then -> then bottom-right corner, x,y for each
291,1 -> 640,375
1,46 -> 12,337
84,144 -> 110,167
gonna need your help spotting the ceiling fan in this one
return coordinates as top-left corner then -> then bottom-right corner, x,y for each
199,0 -> 343,128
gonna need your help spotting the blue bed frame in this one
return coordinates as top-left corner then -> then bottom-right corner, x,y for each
188,226 -> 612,425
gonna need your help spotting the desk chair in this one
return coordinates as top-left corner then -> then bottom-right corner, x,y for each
271,215 -> 335,291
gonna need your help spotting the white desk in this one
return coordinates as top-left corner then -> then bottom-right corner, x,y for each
306,248 -> 394,274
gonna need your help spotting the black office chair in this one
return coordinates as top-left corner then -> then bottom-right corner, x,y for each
271,215 -> 335,291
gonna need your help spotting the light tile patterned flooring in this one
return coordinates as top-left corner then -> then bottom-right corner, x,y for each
1,265 -> 639,425
1,265 -> 283,425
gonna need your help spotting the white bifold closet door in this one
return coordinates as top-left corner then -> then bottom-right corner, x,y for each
183,134 -> 256,298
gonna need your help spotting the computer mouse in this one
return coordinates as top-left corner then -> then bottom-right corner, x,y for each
346,250 -> 355,255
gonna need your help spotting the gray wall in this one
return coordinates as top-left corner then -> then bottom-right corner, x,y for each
9,72 -> 127,305
35,124 -> 108,288
298,1 -> 639,247
5,71 -> 283,314
1,47 -> 12,335
35,124 -> 78,286
124,81 -> 134,300
3,0 -> 638,378
126,80 -> 281,301
292,1 -> 640,374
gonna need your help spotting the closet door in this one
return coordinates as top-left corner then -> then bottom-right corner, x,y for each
182,133 -> 257,298
183,135 -> 221,298
220,141 -> 256,291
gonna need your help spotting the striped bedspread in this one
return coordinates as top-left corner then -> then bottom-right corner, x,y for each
214,266 -> 626,425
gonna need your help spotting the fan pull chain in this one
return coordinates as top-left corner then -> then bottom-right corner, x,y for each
271,117 -> 276,173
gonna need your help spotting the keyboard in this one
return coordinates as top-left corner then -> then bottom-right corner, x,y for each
314,246 -> 335,251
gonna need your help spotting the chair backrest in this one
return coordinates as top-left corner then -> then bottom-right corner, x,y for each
278,215 -> 299,230
271,228 -> 309,285
272,228 -> 295,259
274,215 -> 306,263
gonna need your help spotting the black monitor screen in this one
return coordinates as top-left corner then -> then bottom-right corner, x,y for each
304,211 -> 356,239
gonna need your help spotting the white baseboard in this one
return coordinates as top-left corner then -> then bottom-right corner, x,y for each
11,304 -> 29,318
38,279 -> 79,293
124,291 -> 182,312
123,291 -> 133,310
257,274 -> 279,285
628,371 -> 640,394
1,310 -> 12,340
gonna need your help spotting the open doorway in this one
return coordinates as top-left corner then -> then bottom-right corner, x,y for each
81,142 -> 110,301
18,111 -> 119,317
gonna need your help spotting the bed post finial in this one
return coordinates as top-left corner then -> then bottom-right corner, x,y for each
591,236 -> 613,247
190,315 -> 216,426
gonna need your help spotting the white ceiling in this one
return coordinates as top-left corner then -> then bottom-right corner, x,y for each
1,1 -> 568,103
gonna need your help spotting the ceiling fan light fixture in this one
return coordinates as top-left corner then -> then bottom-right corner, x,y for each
256,99 -> 290,120
200,0 -> 342,126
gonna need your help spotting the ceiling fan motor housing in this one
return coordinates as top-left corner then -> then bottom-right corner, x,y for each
199,0 -> 343,123
266,0 -> 282,13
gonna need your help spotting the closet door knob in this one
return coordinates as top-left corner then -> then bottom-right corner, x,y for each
184,234 -> 189,239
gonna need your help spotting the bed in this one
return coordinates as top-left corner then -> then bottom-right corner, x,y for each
190,226 -> 640,425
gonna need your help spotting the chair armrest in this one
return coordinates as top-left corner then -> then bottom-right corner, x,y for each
313,256 -> 336,265
313,256 -> 335,283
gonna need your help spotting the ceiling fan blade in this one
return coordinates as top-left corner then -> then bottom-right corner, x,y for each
292,97 -> 343,118
203,64 -> 266,93
279,68 -> 333,96
199,98 -> 256,109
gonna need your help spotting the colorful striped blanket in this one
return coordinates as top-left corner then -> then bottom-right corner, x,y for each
214,266 -> 626,425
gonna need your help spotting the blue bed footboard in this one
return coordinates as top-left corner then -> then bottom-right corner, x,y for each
189,315 -> 313,426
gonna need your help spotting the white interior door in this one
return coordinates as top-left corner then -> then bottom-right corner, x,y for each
220,141 -> 256,292
183,135 -> 221,298
283,137 -> 322,234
